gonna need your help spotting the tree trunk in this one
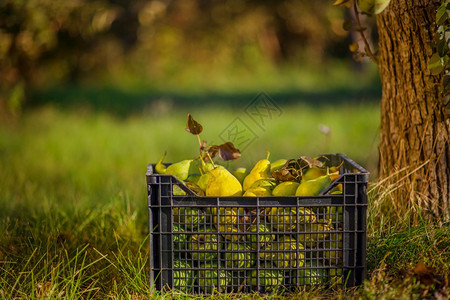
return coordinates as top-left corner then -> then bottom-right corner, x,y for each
376,0 -> 450,222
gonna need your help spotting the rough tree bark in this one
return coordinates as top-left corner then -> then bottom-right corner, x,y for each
376,0 -> 450,221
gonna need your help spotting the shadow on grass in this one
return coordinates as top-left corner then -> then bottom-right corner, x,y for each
30,84 -> 381,116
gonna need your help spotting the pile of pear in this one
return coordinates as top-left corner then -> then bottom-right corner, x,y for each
155,152 -> 342,198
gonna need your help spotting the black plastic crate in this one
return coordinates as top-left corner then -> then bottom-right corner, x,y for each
146,153 -> 368,294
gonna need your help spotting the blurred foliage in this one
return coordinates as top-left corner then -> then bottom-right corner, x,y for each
0,0 -> 369,115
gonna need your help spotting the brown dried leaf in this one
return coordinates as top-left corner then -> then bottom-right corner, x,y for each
185,113 -> 203,135
296,156 -> 324,170
217,142 -> 241,161
272,168 -> 296,182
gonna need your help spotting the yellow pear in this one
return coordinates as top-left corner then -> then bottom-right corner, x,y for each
272,181 -> 300,196
206,166 -> 243,196
243,151 -> 271,191
243,186 -> 272,197
296,175 -> 332,196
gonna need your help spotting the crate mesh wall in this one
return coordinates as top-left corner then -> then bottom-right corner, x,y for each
147,153 -> 368,294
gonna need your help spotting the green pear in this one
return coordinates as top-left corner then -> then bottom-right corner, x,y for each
246,224 -> 275,250
172,184 -> 186,196
302,167 -> 327,181
266,236 -> 305,268
173,260 -> 193,291
225,243 -> 256,268
270,158 -> 287,173
206,166 -> 243,196
295,175 -> 332,196
272,181 -> 300,196
188,229 -> 220,261
185,173 -> 201,184
292,261 -> 326,286
268,207 -> 316,231
155,152 -> 193,181
357,0 -> 391,15
250,178 -> 277,189
231,167 -> 248,184
173,207 -> 205,229
197,173 -> 210,192
166,160 -> 193,181
247,268 -> 283,290
243,151 -> 271,191
198,261 -> 231,294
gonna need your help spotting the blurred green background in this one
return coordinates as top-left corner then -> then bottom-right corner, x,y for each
0,0 -> 381,175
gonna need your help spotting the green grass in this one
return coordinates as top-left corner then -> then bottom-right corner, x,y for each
0,104 -> 448,299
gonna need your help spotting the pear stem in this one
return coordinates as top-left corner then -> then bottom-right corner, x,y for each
265,150 -> 270,160
205,151 -> 216,168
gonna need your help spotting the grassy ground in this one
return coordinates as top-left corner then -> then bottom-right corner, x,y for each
0,103 -> 448,299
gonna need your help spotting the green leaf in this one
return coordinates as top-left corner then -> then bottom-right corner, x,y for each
428,53 -> 445,75
436,3 -> 448,25
437,39 -> 449,57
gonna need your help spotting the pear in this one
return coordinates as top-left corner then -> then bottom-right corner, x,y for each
197,173 -> 210,192
246,224 -> 275,250
295,175 -> 332,196
302,167 -> 327,181
270,159 -> 287,173
243,186 -> 272,197
329,183 -> 343,195
269,207 -> 316,231
185,173 -> 201,184
206,166 -> 243,196
243,151 -> 271,191
231,167 -> 248,184
272,181 -> 300,196
212,207 -> 245,241
188,229 -> 220,261
225,243 -> 256,268
172,184 -> 186,196
166,160 -> 193,181
266,236 -> 304,268
297,222 -> 331,248
250,178 -> 277,189
155,152 -> 168,174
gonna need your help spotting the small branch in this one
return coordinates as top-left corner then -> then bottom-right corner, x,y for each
353,1 -> 379,64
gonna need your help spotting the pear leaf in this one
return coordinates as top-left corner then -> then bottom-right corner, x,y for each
272,168 -> 296,182
218,142 -> 241,161
296,156 -> 324,170
185,113 -> 203,135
